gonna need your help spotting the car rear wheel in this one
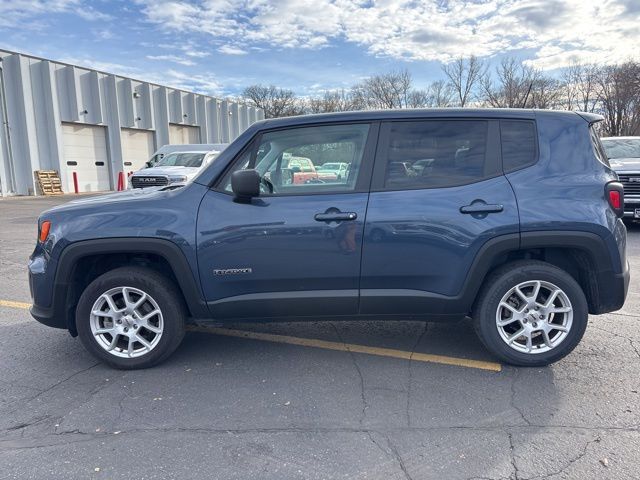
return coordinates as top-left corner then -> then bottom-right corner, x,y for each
76,267 -> 186,369
473,260 -> 588,366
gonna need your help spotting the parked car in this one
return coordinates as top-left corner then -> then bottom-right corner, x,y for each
146,144 -> 228,168
601,136 -> 640,219
285,155 -> 319,184
30,109 -> 629,369
316,162 -> 349,181
129,144 -> 228,189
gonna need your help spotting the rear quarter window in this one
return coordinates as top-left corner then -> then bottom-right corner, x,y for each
500,120 -> 538,172
589,125 -> 610,167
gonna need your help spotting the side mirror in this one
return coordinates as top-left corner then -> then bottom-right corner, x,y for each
144,161 -> 152,168
231,169 -> 261,202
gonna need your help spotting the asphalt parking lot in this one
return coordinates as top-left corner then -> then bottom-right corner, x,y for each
1,195 -> 639,480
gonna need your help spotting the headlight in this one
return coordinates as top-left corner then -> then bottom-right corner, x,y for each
167,175 -> 188,183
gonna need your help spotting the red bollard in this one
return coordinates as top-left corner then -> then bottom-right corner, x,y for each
117,171 -> 125,191
72,171 -> 79,194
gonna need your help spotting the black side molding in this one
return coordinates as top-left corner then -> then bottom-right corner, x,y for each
520,230 -> 617,273
52,238 -> 210,332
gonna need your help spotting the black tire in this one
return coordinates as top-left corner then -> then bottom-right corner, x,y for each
76,266 -> 186,369
472,260 -> 588,367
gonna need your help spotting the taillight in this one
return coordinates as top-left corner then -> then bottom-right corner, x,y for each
39,220 -> 51,243
609,190 -> 621,209
605,182 -> 624,218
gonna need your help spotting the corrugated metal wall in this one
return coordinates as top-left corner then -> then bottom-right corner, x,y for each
0,49 -> 264,196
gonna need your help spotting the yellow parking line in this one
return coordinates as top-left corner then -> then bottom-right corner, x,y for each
1,299 -> 501,371
188,326 -> 502,372
0,299 -> 31,310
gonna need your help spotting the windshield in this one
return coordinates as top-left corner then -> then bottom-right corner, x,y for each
601,138 -> 640,159
155,152 -> 206,168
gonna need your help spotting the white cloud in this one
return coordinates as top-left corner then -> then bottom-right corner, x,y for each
163,69 -> 224,96
146,54 -> 196,66
57,56 -> 224,95
136,0 -> 640,69
0,0 -> 111,28
58,55 -> 146,79
94,28 -> 115,40
184,49 -> 210,58
217,45 -> 248,55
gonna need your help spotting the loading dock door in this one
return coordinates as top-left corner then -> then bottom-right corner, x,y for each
121,128 -> 155,173
169,124 -> 200,144
61,123 -> 110,192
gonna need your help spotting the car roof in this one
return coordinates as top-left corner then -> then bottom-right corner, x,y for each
251,108 -> 599,130
154,143 -> 228,155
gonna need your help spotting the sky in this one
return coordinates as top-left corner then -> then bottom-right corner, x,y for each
0,0 -> 639,98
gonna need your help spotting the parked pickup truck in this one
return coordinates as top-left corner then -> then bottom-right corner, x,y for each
30,109 -> 629,369
130,144 -> 228,189
284,155 -> 319,184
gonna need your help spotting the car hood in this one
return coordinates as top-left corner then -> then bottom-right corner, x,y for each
47,185 -> 185,212
133,166 -> 201,177
610,158 -> 640,173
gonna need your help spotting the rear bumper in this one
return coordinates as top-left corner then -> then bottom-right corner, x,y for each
591,261 -> 630,314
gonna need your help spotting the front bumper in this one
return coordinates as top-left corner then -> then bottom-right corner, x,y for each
29,250 -> 71,331
623,197 -> 640,218
30,303 -> 67,329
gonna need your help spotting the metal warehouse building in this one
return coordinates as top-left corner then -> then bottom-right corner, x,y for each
0,49 -> 263,196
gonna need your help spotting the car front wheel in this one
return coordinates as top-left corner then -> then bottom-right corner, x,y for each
76,266 -> 186,369
473,260 -> 588,366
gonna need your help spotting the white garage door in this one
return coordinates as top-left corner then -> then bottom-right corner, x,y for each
121,128 -> 155,173
61,123 -> 110,193
169,124 -> 200,144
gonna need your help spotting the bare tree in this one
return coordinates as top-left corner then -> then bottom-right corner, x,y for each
528,76 -> 563,109
595,61 -> 640,136
351,69 -> 416,109
561,63 -> 600,112
425,80 -> 454,107
241,85 -> 304,118
481,58 -> 536,108
306,89 -> 358,113
480,58 -> 562,109
406,89 -> 429,108
442,56 -> 485,107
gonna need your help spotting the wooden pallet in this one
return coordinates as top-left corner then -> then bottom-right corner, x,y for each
35,170 -> 64,195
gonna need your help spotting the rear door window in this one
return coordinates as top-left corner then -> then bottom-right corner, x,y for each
375,120 -> 497,190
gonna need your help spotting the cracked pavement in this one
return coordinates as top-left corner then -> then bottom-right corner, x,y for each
1,196 -> 639,479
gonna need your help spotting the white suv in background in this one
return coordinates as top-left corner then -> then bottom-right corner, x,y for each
129,144 -> 228,189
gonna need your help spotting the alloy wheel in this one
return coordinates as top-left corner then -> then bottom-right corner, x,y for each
90,286 -> 164,358
495,280 -> 573,354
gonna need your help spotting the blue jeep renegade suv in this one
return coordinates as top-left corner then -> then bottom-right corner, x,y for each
29,109 -> 630,369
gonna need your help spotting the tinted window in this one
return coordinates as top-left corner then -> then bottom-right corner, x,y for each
500,120 -> 537,172
381,120 -> 490,189
220,124 -> 370,195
